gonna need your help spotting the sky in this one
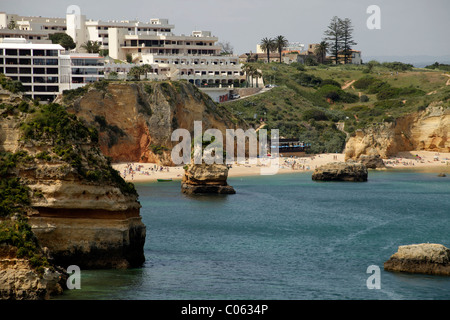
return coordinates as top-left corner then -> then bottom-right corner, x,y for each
2,0 -> 450,62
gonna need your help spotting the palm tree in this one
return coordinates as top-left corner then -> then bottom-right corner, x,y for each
242,63 -> 253,87
274,35 -> 288,63
128,66 -> 143,80
253,70 -> 262,88
315,41 -> 329,64
140,64 -> 153,79
81,41 -> 101,54
260,37 -> 275,63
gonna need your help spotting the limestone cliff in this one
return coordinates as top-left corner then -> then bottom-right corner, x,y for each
0,245 -> 64,300
58,81 -> 245,165
0,97 -> 146,270
345,103 -> 450,159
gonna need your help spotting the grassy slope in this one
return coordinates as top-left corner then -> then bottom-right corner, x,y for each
223,62 -> 450,153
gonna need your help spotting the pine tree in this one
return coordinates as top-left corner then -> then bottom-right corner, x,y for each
341,18 -> 357,64
324,16 -> 343,65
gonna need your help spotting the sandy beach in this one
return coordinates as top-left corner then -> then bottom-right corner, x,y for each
112,151 -> 450,183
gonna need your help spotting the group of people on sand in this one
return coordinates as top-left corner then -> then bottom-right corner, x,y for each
385,153 -> 450,167
121,163 -> 171,180
281,158 -> 311,171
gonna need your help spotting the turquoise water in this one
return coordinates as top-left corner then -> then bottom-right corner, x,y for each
57,170 -> 450,300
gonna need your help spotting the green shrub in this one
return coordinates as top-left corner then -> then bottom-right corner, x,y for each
295,72 -> 322,87
376,86 -> 425,100
62,86 -> 88,103
93,79 -> 109,91
36,151 -> 52,161
374,99 -> 404,110
353,76 -> 377,90
0,74 -> 25,93
150,144 -> 169,155
360,95 -> 369,102
302,108 -> 329,121
381,61 -> 413,71
21,103 -> 96,144
320,79 -> 341,88
316,85 -> 359,103
144,84 -> 153,95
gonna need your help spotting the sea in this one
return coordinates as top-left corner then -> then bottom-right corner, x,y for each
56,169 -> 450,300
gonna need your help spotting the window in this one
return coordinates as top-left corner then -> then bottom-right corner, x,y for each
33,68 -> 45,74
5,67 -> 18,73
19,49 -> 31,56
46,59 -> 58,65
19,67 -> 32,73
34,50 -> 45,56
46,68 -> 58,74
33,58 -> 46,65
5,49 -> 18,56
46,50 -> 58,57
19,58 -> 31,65
0,49 -> 3,55
19,76 -> 32,83
6,58 -> 18,65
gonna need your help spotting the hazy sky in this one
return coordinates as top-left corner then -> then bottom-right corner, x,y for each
2,0 -> 450,59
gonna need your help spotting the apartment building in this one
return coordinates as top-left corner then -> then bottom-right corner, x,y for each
0,10 -> 244,101
59,52 -> 105,91
0,38 -> 104,100
0,38 -> 63,100
1,11 -> 243,84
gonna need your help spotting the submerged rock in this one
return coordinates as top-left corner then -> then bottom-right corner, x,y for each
181,163 -> 236,194
384,243 -> 450,276
312,162 -> 368,182
437,173 -> 447,177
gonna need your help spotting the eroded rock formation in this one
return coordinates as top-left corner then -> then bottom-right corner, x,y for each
358,155 -> 386,169
345,104 -> 450,160
0,101 -> 146,270
384,243 -> 450,276
181,163 -> 236,194
0,245 -> 65,300
312,162 -> 368,182
59,81 -> 244,165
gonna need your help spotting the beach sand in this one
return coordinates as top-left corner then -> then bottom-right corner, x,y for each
112,151 -> 450,183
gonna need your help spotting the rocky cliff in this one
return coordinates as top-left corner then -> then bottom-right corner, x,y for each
0,94 -> 146,272
58,81 -> 245,165
0,245 -> 64,300
344,103 -> 450,159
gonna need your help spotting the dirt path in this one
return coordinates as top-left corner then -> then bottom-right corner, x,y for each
441,73 -> 450,86
342,79 -> 356,90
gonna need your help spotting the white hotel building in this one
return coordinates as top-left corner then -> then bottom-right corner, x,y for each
0,38 -> 104,101
0,11 -> 245,101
